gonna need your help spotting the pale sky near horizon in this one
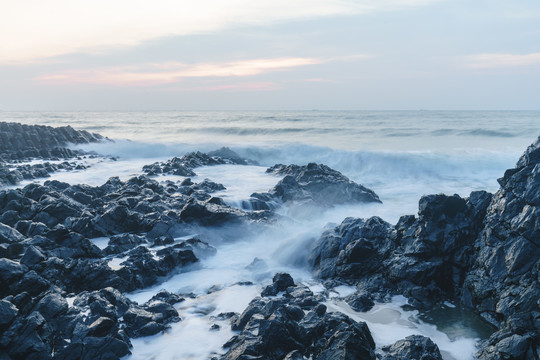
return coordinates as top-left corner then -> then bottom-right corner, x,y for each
1,0 -> 539,111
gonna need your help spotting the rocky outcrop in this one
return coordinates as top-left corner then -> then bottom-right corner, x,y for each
380,335 -> 443,360
248,163 -> 381,210
0,122 -> 104,162
221,273 -> 377,360
0,122 -> 106,186
463,136 -> 540,360
308,136 -> 540,359
142,148 -> 256,177
0,169 -> 264,359
0,161 -> 92,186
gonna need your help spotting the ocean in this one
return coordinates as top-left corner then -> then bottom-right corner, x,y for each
2,110 -> 539,359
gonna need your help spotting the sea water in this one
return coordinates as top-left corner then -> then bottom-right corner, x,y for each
2,110 -> 539,359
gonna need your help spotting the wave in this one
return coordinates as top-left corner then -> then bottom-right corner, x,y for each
459,129 -> 517,138
75,140 -> 518,192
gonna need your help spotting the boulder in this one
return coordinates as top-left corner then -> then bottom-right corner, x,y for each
380,335 -> 443,360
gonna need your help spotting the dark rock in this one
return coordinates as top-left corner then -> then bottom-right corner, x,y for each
223,274 -> 376,360
0,299 -> 18,328
261,272 -> 295,297
2,310 -> 52,359
149,289 -> 185,305
104,233 -> 147,255
34,292 -> 68,320
87,317 -> 116,337
380,335 -> 443,360
345,291 -> 374,312
261,162 -> 381,207
56,335 -> 131,360
0,223 -> 25,243
21,245 -> 46,267
0,258 -> 27,288
14,270 -> 51,296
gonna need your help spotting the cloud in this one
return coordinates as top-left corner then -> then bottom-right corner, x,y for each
36,57 -> 324,86
464,53 -> 540,69
1,0 -> 440,65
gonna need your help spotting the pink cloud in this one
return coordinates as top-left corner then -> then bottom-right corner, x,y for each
36,58 -> 322,86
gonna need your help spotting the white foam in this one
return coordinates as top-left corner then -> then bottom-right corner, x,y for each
326,297 -> 479,360
128,285 -> 260,360
193,165 -> 278,206
108,256 -> 128,270
90,237 -> 109,250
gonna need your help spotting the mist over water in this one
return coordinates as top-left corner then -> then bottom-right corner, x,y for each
4,110 -> 539,360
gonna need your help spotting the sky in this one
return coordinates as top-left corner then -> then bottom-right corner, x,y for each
1,0 -> 539,111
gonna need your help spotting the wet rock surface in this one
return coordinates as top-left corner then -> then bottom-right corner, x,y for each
2,121 -> 539,360
0,122 -> 104,161
249,162 -> 381,210
221,273 -> 377,360
309,136 -> 540,359
142,147 -> 256,177
0,166 -> 260,358
0,122 -> 106,186
379,335 -> 443,360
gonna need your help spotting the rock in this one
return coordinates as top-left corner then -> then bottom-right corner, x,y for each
0,122 -> 105,184
307,136 -> 540,359
123,299 -> 180,338
104,234 -> 147,255
142,149 -> 255,177
0,222 -> 25,243
34,292 -> 68,320
3,311 -> 52,359
0,258 -> 27,288
309,216 -> 394,280
261,272 -> 295,296
207,147 -> 257,165
261,163 -> 381,207
345,291 -> 374,312
20,245 -> 46,267
179,199 -> 248,226
14,270 -> 51,296
223,274 -> 376,360
149,289 -> 185,305
380,335 -> 443,360
87,317 -> 116,337
0,299 -> 18,328
56,335 -> 131,360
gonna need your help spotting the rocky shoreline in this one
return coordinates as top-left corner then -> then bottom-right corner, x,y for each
0,122 -> 537,359
0,123 -> 106,186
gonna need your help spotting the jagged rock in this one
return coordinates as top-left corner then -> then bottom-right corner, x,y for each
309,136 -> 540,359
142,148 -> 254,177
345,291 -> 374,312
261,272 -> 295,296
20,246 -> 47,267
222,274 -> 376,360
0,299 -> 18,328
0,258 -> 27,288
380,335 -> 443,360
250,163 -> 381,210
104,234 -> 147,255
34,292 -> 68,320
0,223 -> 25,243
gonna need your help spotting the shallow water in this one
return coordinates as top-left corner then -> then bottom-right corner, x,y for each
3,110 -> 537,359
